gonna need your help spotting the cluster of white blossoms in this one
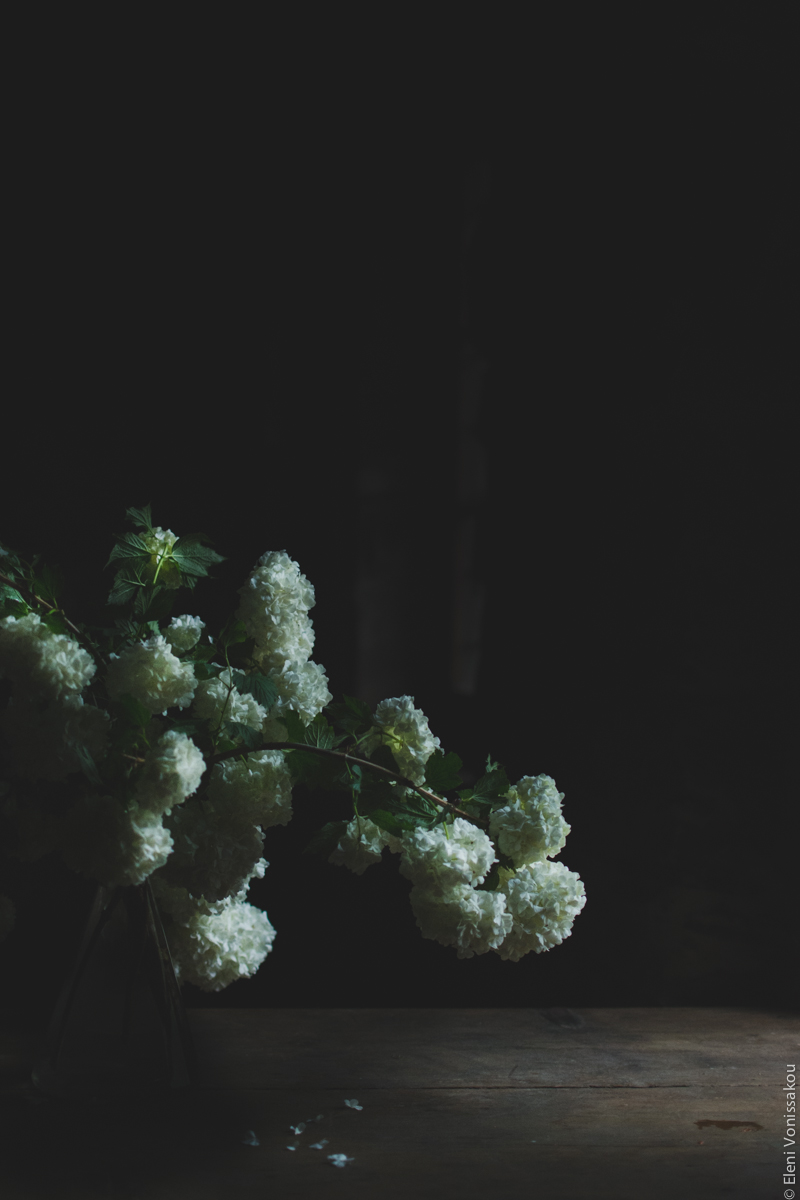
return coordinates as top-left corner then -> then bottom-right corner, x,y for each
59,792 -> 175,889
359,696 -> 441,786
132,729 -> 206,818
105,634 -> 197,715
163,614 -> 205,655
0,613 -> 97,701
328,815 -> 402,875
235,551 -> 332,728
151,867 -> 275,992
205,749 -> 294,830
159,800 -> 268,904
489,775 -> 571,867
496,860 -> 586,961
192,666 -> 267,732
0,693 -> 110,782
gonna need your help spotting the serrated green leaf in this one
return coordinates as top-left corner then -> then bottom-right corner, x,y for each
39,612 -> 71,637
281,710 -> 307,742
365,742 -> 399,774
106,578 -> 142,607
363,807 -> 403,837
172,537 -> 227,577
125,504 -> 154,532
298,713 -> 336,750
423,750 -> 464,794
303,819 -> 350,858
192,660 -> 225,681
0,583 -> 26,606
216,615 -> 248,649
232,670 -> 279,712
105,532 -> 150,569
31,564 -> 64,606
215,737 -> 238,755
469,765 -> 511,806
222,721 -> 264,750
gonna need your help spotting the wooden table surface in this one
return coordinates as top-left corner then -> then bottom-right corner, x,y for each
0,1007 -> 796,1199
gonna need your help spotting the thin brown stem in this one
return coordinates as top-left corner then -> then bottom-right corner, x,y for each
0,569 -> 109,668
212,740 -> 488,828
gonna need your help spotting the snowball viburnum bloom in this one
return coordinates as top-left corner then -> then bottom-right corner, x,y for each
235,551 -> 316,672
489,775 -> 570,868
398,817 -> 497,890
0,613 -> 97,701
133,730 -> 206,818
192,667 -> 268,731
328,816 -> 402,875
268,660 -> 332,727
151,874 -> 276,992
105,634 -> 197,714
59,794 -> 174,888
496,860 -> 586,961
160,801 -> 267,904
409,882 -> 513,959
205,749 -> 294,830
360,696 -> 441,786
163,614 -> 205,655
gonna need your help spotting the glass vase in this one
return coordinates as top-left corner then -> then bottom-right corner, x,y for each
30,876 -> 195,1099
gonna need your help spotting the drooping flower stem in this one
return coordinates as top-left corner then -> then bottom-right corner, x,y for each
213,740 -> 488,828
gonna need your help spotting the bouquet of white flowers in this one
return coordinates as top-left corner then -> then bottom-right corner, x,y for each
0,505 -> 585,994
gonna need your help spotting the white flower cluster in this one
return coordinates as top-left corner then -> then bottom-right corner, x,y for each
235,551 -> 332,727
489,775 -> 570,867
132,730 -> 206,818
0,614 -> 97,701
160,799 -> 267,903
192,667 -> 267,732
105,634 -> 197,715
496,860 -> 586,961
206,749 -> 294,830
399,818 -> 496,889
163,614 -> 205,655
0,693 -> 110,782
328,816 -> 402,875
59,793 -> 174,888
360,696 -> 441,786
151,868 -> 275,992
142,527 -> 181,589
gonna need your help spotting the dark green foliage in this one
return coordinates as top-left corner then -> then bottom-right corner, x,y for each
221,721 -> 264,751
230,670 -> 279,712
423,749 -> 464,794
458,762 -> 511,809
302,819 -> 349,858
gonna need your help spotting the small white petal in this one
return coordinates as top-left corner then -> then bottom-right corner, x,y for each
310,1139 -> 329,1149
327,1153 -> 354,1167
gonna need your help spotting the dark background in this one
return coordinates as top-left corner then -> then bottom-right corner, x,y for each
2,12 -> 796,1022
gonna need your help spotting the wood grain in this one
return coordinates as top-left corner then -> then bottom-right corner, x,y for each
0,1008 -> 795,1199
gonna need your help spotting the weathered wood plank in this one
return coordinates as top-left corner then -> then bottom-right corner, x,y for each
0,1082 -> 783,1200
185,1007 -> 800,1090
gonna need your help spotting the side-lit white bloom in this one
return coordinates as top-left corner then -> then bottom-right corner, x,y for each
142,527 -> 181,589
59,794 -> 174,888
360,696 -> 441,786
192,667 -> 268,731
151,873 -> 275,993
105,635 -> 197,714
409,882 -> 513,960
160,800 -> 266,903
0,613 -> 97,701
206,750 -> 294,829
133,730 -> 206,817
268,660 -> 332,727
235,551 -> 316,671
0,894 -> 16,942
496,860 -> 586,961
163,614 -> 205,655
0,693 -> 110,781
489,775 -> 570,867
398,817 -> 497,890
328,816 -> 401,875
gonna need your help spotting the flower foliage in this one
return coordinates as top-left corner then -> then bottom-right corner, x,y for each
0,504 -> 586,989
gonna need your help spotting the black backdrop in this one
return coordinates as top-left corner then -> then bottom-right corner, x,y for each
2,14 -> 796,1023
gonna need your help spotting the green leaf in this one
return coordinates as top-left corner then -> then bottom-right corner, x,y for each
423,750 -> 464,794
110,693 -> 152,732
231,670 -> 279,712
124,504 -> 154,532
39,612 -> 71,637
71,741 -> 103,787
172,535 -> 227,577
0,582 -> 27,607
303,820 -> 349,858
105,532 -> 150,569
31,564 -> 64,606
463,764 -> 511,807
166,717 -> 211,742
106,576 -> 144,607
192,660 -> 225,681
365,742 -> 399,775
225,636 -> 257,670
364,807 -> 403,837
216,615 -> 249,649
298,713 -> 336,750
475,862 -> 501,892
222,721 -> 264,750
281,710 -> 307,742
